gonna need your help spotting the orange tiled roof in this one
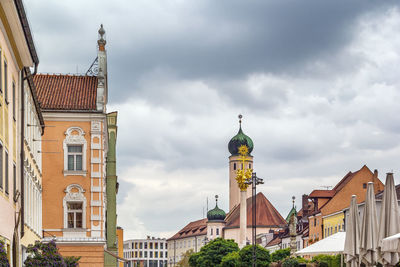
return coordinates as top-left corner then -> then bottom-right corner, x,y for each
266,236 -> 281,247
309,190 -> 335,198
224,192 -> 286,229
168,218 -> 207,241
34,74 -> 98,111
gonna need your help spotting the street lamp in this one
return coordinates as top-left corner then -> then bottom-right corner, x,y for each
245,172 -> 264,267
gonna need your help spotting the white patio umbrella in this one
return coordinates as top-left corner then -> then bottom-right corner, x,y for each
344,195 -> 360,267
382,233 -> 400,253
378,173 -> 400,266
360,182 -> 379,266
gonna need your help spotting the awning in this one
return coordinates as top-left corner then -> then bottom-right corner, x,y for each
296,231 -> 346,256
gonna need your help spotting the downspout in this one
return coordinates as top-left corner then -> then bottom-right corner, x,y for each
20,62 -> 38,238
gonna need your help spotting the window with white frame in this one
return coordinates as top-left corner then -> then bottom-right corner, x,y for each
67,145 -> 83,171
63,127 -> 87,175
67,202 -> 83,228
63,184 -> 86,230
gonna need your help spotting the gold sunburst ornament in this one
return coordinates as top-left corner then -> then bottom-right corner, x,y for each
235,145 -> 253,191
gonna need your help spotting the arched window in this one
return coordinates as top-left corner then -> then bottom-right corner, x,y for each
63,184 -> 86,230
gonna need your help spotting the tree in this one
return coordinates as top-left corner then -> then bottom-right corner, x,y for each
177,249 -> 194,267
24,240 -> 80,267
0,240 -> 10,267
237,245 -> 271,267
271,248 -> 291,262
282,257 -> 299,267
189,238 -> 239,267
220,251 -> 240,267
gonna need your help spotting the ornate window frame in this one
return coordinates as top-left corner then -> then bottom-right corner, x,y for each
63,184 -> 86,230
63,127 -> 87,176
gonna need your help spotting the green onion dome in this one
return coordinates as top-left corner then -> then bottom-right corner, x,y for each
207,195 -> 226,222
228,123 -> 254,156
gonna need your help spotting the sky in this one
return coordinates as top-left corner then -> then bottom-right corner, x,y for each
24,0 -> 400,239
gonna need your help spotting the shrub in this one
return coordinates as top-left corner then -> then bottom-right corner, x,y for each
0,241 -> 10,267
282,257 -> 299,267
24,240 -> 80,267
311,254 -> 341,267
271,248 -> 291,262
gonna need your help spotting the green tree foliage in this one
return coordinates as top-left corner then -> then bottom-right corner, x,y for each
177,249 -> 194,267
271,248 -> 291,262
311,254 -> 341,267
189,238 -> 239,267
238,245 -> 271,267
24,240 -> 80,267
282,257 -> 299,267
220,251 -> 240,267
0,240 -> 10,267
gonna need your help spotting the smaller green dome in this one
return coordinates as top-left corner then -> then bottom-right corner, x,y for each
228,125 -> 254,156
207,195 -> 226,221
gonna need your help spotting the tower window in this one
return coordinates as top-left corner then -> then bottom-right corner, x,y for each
233,163 -> 236,170
249,164 -> 252,169
216,228 -> 219,236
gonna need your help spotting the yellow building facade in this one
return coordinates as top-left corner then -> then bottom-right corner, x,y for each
0,0 -> 41,265
322,212 -> 344,238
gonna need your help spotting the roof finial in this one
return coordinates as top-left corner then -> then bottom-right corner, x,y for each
98,24 -> 106,51
292,196 -> 295,208
238,114 -> 242,128
215,195 -> 219,205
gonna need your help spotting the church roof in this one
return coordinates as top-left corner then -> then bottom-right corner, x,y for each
167,218 -> 207,241
285,206 -> 297,223
34,74 -> 98,111
228,124 -> 254,156
224,192 -> 286,229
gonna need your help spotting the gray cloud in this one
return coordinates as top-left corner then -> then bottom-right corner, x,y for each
24,0 -> 400,239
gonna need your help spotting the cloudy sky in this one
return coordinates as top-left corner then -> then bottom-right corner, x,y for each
25,0 -> 400,239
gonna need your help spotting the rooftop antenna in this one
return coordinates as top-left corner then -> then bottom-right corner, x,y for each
206,197 -> 209,212
321,186 -> 332,190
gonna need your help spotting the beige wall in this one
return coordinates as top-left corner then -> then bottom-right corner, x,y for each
167,235 -> 206,266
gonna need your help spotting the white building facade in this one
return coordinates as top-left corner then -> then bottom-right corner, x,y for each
124,237 -> 168,267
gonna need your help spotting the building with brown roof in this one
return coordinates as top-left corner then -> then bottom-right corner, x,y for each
36,26 -> 119,266
306,165 -> 383,246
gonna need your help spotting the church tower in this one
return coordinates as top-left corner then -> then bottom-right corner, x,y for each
228,115 -> 254,211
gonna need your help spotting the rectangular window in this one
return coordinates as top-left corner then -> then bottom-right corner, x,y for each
12,82 -> 15,120
144,242 -> 148,249
155,251 -> 158,258
67,145 -> 83,170
139,251 -> 142,258
160,252 -> 163,258
0,144 -> 3,190
13,164 -> 16,197
4,60 -> 7,103
150,242 -> 153,249
144,251 -> 147,258
67,202 -> 83,228
150,251 -> 153,258
155,243 -> 158,249
216,228 -> 219,235
160,243 -> 163,249
139,242 -> 143,249
5,151 -> 8,194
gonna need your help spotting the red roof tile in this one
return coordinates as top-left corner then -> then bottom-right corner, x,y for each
224,192 -> 286,229
168,218 -> 207,241
34,74 -> 98,111
266,236 -> 281,247
309,190 -> 335,198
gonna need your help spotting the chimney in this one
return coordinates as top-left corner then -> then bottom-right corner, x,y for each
96,24 -> 108,112
302,194 -> 309,217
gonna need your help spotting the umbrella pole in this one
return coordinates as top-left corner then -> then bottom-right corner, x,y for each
340,253 -> 343,267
